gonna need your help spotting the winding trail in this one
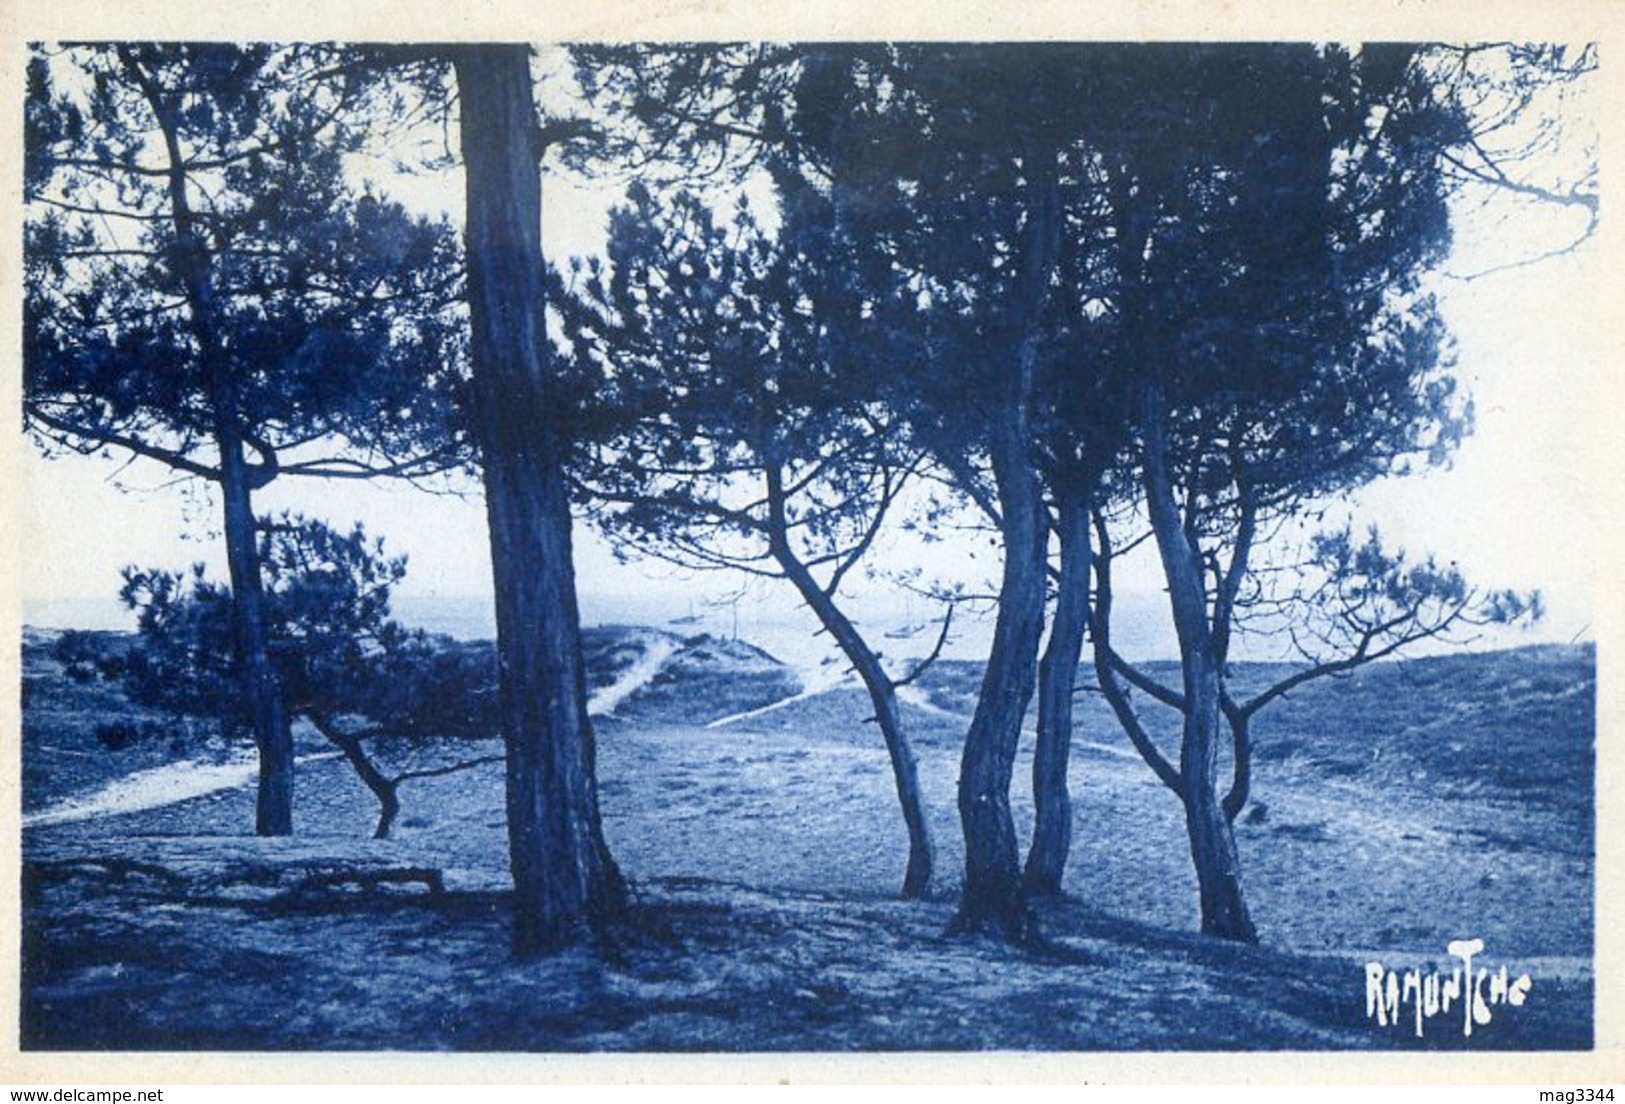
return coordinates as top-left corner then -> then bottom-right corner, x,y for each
26,631 -> 684,829
893,684 -> 965,722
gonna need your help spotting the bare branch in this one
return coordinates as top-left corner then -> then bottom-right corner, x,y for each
393,754 -> 505,785
894,601 -> 956,689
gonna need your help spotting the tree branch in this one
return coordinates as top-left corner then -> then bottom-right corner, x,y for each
1092,506 -> 1183,796
1105,648 -> 1184,711
26,405 -> 220,483
393,754 -> 505,785
894,602 -> 956,689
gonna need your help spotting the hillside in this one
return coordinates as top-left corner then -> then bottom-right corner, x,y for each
18,628 -> 1594,1050
912,643 -> 1594,834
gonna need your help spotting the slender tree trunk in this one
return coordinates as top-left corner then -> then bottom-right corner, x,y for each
309,713 -> 401,839
126,46 -> 294,838
1178,649 -> 1255,940
764,465 -> 933,898
951,134 -> 1059,941
453,45 -> 626,955
196,203 -> 290,839
792,582 -> 932,898
215,447 -> 294,836
1140,381 -> 1256,942
953,422 -> 1048,939
1023,489 -> 1092,898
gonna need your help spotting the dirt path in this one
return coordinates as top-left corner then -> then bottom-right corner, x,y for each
707,673 -> 857,729
588,632 -> 679,717
21,751 -> 344,829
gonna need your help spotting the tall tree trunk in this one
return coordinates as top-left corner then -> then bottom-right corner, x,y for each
1177,648 -> 1254,940
1023,489 -> 1091,898
952,422 -> 1048,938
1140,381 -> 1257,943
951,134 -> 1059,940
453,45 -> 626,955
764,465 -> 933,898
124,45 -> 294,837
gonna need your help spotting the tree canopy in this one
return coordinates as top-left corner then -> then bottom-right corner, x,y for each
25,44 -> 468,488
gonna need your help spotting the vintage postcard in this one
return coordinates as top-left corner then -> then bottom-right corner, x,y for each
1,0 -> 1620,1085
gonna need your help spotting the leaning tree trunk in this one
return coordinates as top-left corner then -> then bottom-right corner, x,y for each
789,584 -> 932,898
454,45 -> 626,955
1140,380 -> 1256,943
1177,649 -> 1255,940
1023,489 -> 1092,898
863,673 -> 933,899
765,465 -> 933,898
308,712 -> 401,839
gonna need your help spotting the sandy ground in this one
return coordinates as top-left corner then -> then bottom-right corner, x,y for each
19,633 -> 1594,1050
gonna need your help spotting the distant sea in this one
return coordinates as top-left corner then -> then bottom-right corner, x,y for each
395,588 -> 1190,682
24,583 -> 1570,678
23,587 -> 1179,669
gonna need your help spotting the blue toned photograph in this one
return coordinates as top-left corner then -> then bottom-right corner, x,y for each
16,41 -> 1598,1051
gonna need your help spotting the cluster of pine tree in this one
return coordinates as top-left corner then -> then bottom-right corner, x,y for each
24,43 -> 1590,954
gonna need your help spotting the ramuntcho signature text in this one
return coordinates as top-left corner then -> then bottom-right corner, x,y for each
1365,938 -> 1532,1038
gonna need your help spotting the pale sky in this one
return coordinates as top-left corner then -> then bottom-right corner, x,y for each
15,48 -> 1608,656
